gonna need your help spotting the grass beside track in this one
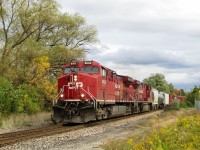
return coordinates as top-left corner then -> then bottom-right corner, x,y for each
0,112 -> 51,133
102,108 -> 198,150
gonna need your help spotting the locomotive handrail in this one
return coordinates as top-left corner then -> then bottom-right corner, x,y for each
80,87 -> 97,109
52,85 -> 68,106
52,90 -> 62,106
53,83 -> 97,106
129,94 -> 136,101
80,87 -> 96,101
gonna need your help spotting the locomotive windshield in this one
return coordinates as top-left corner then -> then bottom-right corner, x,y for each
64,66 -> 99,74
64,67 -> 79,74
81,66 -> 99,74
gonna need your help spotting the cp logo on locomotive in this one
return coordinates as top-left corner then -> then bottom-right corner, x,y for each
68,82 -> 83,89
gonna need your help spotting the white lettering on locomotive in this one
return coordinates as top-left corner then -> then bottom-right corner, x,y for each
68,82 -> 83,89
102,80 -> 106,85
115,84 -> 120,89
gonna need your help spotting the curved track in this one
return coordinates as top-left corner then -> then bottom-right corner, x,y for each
0,110 -> 163,148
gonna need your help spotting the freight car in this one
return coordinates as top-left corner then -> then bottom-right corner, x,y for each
52,60 -> 171,124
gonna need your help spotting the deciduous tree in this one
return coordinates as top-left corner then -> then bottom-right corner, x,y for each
143,73 -> 173,93
185,86 -> 200,106
0,0 -> 98,78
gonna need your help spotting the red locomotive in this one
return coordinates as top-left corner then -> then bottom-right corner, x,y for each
52,60 -> 170,123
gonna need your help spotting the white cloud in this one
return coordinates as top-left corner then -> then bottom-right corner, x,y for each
57,0 -> 200,90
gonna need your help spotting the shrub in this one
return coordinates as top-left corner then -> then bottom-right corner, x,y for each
15,84 -> 42,114
179,101 -> 187,108
133,115 -> 200,150
35,80 -> 57,110
165,101 -> 180,111
0,76 -> 16,116
185,86 -> 200,107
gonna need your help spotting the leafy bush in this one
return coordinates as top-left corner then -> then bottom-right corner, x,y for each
36,80 -> 57,110
185,86 -> 200,107
165,101 -> 180,111
166,101 -> 190,111
0,75 -> 53,118
15,84 -> 42,114
0,76 -> 16,116
185,92 -> 195,107
132,115 -> 200,150
179,101 -> 187,108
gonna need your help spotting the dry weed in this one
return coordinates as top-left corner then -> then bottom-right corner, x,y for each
0,112 -> 51,132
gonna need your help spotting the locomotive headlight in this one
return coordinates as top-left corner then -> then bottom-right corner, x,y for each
80,94 -> 85,98
60,94 -> 64,98
74,75 -> 78,82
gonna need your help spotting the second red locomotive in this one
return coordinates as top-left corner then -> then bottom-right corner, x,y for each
52,60 -> 170,123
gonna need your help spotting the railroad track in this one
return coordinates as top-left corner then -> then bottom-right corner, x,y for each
0,110 -> 163,148
0,123 -> 86,148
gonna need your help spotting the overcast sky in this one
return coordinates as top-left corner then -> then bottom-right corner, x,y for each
57,0 -> 200,90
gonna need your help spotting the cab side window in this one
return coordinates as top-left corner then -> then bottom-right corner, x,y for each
102,68 -> 107,78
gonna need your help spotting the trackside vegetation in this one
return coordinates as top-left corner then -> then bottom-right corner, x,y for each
103,109 -> 200,150
0,76 -> 42,116
130,114 -> 200,150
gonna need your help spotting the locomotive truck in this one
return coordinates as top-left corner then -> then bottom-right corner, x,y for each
52,60 -> 170,124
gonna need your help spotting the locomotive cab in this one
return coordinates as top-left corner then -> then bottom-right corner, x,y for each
58,61 -> 99,101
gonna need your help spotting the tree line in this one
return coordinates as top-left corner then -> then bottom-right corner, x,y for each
0,0 -> 98,116
143,73 -> 199,108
